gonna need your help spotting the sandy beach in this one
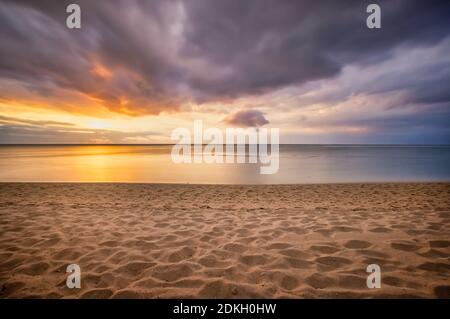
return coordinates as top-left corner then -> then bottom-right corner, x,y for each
0,182 -> 449,299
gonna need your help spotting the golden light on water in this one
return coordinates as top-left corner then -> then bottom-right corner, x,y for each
0,145 -> 242,183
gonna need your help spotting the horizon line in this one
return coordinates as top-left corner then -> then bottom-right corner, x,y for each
0,143 -> 449,146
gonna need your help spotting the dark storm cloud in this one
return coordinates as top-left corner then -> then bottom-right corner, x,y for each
1,0 -> 449,115
180,0 -> 450,99
223,109 -> 269,127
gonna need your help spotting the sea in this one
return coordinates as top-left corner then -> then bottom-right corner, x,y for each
0,144 -> 449,184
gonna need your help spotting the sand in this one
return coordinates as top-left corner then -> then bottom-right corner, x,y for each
0,183 -> 449,299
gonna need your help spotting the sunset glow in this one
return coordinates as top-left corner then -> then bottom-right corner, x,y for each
0,0 -> 449,144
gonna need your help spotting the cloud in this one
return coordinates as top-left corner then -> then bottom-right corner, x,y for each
223,109 -> 269,127
1,0 -> 449,116
0,115 -> 74,127
0,0 -> 184,116
1,0 -> 450,144
178,0 -> 450,99
245,37 -> 450,144
0,115 -> 159,144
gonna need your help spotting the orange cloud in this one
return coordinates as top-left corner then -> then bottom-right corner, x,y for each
92,64 -> 113,79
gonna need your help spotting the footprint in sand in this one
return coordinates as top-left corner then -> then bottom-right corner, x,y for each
359,249 -> 390,259
222,243 -> 247,253
305,273 -> 335,289
429,240 -> 450,248
0,281 -> 26,297
168,247 -> 195,262
150,263 -> 195,282
418,262 -> 450,273
336,275 -> 366,290
266,243 -> 292,250
278,248 -> 311,259
391,242 -> 420,252
344,240 -> 372,249
239,255 -> 267,267
309,245 -> 340,254
34,237 -> 61,248
198,255 -> 229,268
20,262 -> 50,276
279,275 -> 299,291
315,256 -> 352,270
383,275 -> 403,287
418,249 -> 449,258
331,226 -> 359,233
284,257 -> 311,269
116,262 -> 156,277
81,288 -> 113,299
433,285 -> 450,298
315,228 -> 334,237
369,227 -> 392,233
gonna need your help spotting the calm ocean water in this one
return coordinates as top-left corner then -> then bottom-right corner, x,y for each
0,145 -> 449,184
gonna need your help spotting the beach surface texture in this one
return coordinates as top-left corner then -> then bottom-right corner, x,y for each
0,183 -> 449,298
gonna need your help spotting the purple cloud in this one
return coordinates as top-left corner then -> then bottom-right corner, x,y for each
223,109 -> 269,127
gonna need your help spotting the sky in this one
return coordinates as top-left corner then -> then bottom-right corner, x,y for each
0,0 -> 449,144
